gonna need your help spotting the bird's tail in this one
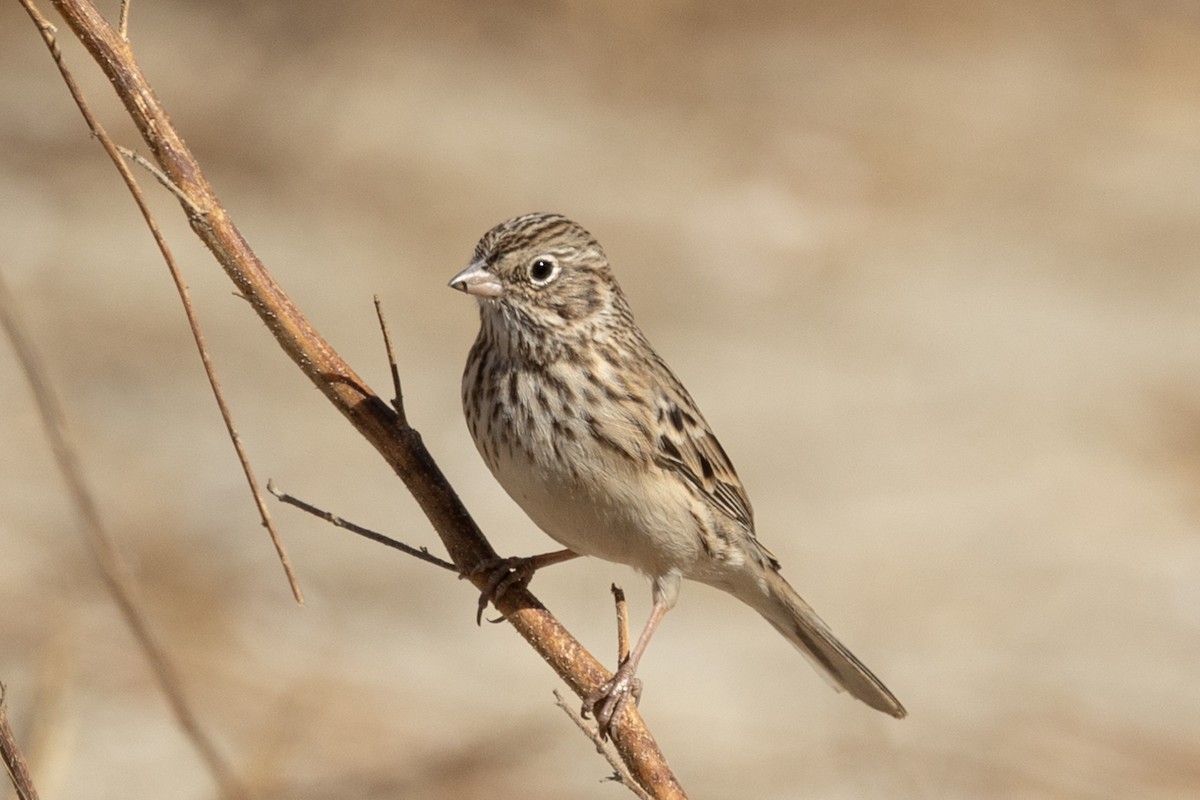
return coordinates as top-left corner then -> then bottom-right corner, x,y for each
739,568 -> 906,718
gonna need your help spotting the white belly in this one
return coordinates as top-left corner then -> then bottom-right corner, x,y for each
491,439 -> 703,578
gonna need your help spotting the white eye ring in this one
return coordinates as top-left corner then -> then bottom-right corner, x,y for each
528,255 -> 561,285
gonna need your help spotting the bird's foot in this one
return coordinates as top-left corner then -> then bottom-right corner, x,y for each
582,661 -> 644,739
463,555 -> 539,625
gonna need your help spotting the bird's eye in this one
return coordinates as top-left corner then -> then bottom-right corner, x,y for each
529,256 -> 559,285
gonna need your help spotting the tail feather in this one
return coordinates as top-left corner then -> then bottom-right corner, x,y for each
750,570 -> 907,719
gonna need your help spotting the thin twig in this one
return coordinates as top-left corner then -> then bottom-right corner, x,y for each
18,0 -> 304,609
373,296 -> 408,428
116,146 -> 203,217
0,267 -> 248,800
117,142 -> 303,605
267,482 -> 457,572
0,685 -> 42,800
117,0 -> 129,39
553,690 -> 653,800
612,585 -> 631,665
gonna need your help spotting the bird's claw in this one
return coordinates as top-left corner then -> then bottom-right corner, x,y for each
462,556 -> 538,625
582,666 -> 643,739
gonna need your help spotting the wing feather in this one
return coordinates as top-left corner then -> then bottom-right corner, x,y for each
651,388 -> 755,531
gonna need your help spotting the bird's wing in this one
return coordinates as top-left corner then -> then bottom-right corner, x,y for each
650,381 -> 755,532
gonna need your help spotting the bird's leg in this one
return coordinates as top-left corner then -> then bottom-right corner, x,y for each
464,548 -> 578,624
584,596 -> 671,738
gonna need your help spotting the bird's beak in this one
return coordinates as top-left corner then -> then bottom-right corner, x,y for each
449,260 -> 503,298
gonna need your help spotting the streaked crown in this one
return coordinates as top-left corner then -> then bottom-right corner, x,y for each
451,213 -> 625,326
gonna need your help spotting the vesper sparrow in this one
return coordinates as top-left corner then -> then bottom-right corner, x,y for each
450,213 -> 905,731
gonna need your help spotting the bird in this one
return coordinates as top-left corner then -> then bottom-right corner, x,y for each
449,212 -> 905,733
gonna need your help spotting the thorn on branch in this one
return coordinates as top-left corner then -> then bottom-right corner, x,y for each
373,296 -> 408,428
116,145 -> 205,219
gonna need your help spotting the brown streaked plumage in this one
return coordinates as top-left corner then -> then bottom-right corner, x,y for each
450,212 -> 905,732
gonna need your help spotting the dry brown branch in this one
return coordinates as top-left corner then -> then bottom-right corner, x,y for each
28,0 -> 686,796
267,481 -> 458,572
0,268 -> 247,800
613,584 -> 632,665
15,0 -> 303,605
121,141 -> 304,604
50,40 -> 305,605
1,685 -> 44,800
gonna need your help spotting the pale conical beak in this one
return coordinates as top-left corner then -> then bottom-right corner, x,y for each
449,260 -> 503,298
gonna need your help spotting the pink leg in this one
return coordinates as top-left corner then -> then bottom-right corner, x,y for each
584,594 -> 672,736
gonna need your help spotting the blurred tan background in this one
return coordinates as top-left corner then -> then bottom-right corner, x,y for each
2,1 -> 1199,797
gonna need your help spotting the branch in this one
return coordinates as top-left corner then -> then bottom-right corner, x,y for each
31,0 -> 686,796
0,685 -> 42,800
109,145 -> 304,605
266,481 -> 457,572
